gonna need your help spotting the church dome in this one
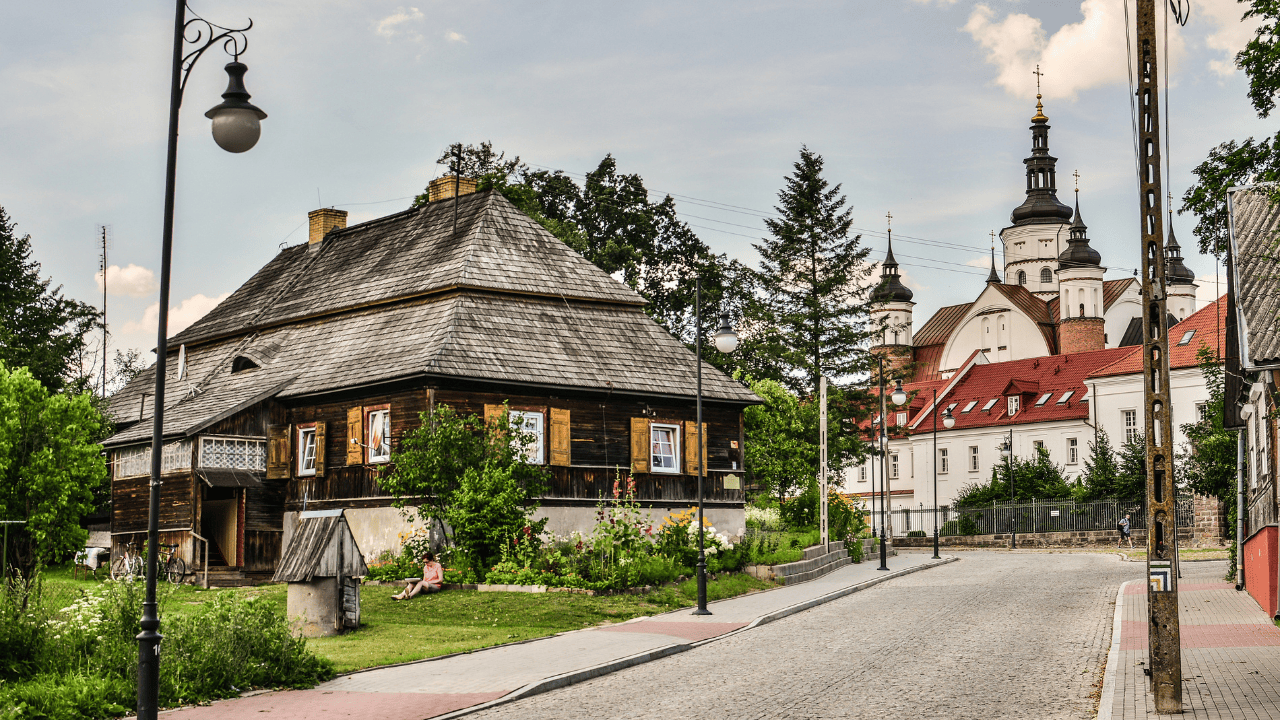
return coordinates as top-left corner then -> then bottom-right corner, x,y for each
1166,227 -> 1196,285
1058,196 -> 1102,268
1010,94 -> 1074,226
871,237 -> 914,303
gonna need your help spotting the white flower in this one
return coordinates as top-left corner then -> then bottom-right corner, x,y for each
706,546 -> 718,555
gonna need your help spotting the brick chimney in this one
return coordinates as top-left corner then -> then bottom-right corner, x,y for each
1057,316 -> 1104,354
428,176 -> 478,203
308,208 -> 348,244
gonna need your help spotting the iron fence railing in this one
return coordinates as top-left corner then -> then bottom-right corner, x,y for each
872,497 -> 1195,538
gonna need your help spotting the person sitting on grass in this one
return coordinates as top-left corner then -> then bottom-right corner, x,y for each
393,551 -> 444,600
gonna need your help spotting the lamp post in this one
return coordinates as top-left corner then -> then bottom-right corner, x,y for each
693,280 -> 738,615
939,404 -> 955,559
139,5 -> 265,719
876,354 -> 890,571
1000,432 -> 1014,549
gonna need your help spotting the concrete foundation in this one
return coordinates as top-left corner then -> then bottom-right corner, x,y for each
287,577 -> 341,638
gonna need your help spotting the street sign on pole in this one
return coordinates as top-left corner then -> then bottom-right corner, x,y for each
819,376 -> 829,551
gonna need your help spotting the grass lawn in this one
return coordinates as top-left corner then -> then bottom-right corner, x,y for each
38,564 -> 775,674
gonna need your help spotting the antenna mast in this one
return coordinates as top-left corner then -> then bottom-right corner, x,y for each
100,225 -> 109,397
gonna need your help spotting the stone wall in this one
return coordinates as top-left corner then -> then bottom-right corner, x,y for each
890,524 -> 1224,549
1191,492 -> 1227,544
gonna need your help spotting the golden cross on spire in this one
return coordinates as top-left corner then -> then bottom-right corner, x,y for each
990,229 -> 996,249
1031,65 -> 1048,122
1033,65 -> 1044,95
1167,190 -> 1174,218
1073,169 -> 1080,192
886,210 -> 893,231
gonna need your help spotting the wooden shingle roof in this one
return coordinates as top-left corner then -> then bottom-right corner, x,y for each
1229,188 -> 1280,367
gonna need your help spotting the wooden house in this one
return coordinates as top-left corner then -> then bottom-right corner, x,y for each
102,181 -> 757,585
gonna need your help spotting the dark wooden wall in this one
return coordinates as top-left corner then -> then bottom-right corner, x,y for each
112,472 -> 195,534
281,383 -> 746,509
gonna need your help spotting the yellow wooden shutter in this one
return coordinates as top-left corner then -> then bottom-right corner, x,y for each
630,417 -> 650,474
314,421 -> 326,477
683,421 -> 709,475
346,407 -> 364,465
266,425 -> 290,480
549,408 -> 570,466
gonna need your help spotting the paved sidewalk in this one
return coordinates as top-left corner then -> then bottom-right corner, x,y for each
157,551 -> 954,719
1100,560 -> 1280,719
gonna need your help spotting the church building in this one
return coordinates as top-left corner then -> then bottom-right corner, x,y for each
869,93 -> 1198,381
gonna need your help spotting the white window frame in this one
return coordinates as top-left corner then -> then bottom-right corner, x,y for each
859,465 -> 867,482
1196,403 -> 1208,423
510,410 -> 546,465
650,423 -> 681,474
1035,392 -> 1052,406
1067,437 -> 1078,464
297,426 -> 317,477
982,398 -> 998,412
896,411 -> 908,426
1123,409 -> 1138,443
1008,396 -> 1020,415
962,400 -> 978,413
1178,329 -> 1196,346
969,446 -> 979,472
368,409 -> 392,463
1056,391 -> 1074,405
939,447 -> 949,474
890,453 -> 899,479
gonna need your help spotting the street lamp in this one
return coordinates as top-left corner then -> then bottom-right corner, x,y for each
139,5 -> 265,719
692,285 -> 737,616
891,378 -> 907,407
1000,433 -> 1014,549
940,405 -> 954,557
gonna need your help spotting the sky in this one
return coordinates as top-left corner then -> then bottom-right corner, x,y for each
1,0 -> 1271,380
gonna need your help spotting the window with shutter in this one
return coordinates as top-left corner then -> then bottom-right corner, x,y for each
630,417 -> 650,474
549,408 -> 570,466
266,425 -> 291,480
346,407 -> 364,465
682,421 -> 708,475
314,421 -> 326,477
297,424 -> 317,477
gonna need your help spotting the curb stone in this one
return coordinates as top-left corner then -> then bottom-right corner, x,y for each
1096,579 -> 1136,720
430,556 -> 960,720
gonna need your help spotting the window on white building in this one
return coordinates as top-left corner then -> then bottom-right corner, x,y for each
896,411 -> 907,426
510,410 -> 546,465
1196,403 -> 1209,422
891,454 -> 900,479
1123,410 -> 1138,443
1008,396 -> 1020,415
1067,437 -> 1078,464
969,446 -> 980,472
939,448 -> 949,474
859,465 -> 867,482
1040,267 -> 1052,283
1035,392 -> 1052,406
1033,440 -> 1045,451
650,423 -> 681,473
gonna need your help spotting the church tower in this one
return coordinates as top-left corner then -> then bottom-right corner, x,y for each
1000,82 -> 1074,302
1165,225 -> 1198,322
1056,192 -> 1105,353
870,229 -> 915,374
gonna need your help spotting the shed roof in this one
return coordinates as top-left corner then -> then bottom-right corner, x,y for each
272,511 -> 368,583
1228,187 -> 1280,368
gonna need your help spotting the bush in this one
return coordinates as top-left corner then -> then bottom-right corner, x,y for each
845,536 -> 864,563
940,514 -> 980,536
906,530 -> 925,537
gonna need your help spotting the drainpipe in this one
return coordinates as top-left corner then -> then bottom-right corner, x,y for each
1237,429 -> 1246,592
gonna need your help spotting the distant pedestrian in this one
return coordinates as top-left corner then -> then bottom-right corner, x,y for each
1117,514 -> 1133,549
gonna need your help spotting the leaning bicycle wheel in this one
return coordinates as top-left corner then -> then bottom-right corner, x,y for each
110,554 -> 128,581
166,556 -> 187,584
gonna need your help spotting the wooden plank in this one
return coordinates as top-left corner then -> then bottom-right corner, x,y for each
266,425 -> 290,480
549,408 -> 570,466
345,406 -> 363,465
630,417 -> 650,474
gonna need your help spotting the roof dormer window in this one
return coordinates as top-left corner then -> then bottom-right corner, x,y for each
1035,392 -> 1052,406
981,398 -> 998,412
1056,391 -> 1074,405
961,401 -> 977,413
231,356 -> 259,373
1007,396 -> 1020,415
1177,329 -> 1195,346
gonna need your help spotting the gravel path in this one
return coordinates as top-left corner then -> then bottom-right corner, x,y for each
471,551 -> 1140,720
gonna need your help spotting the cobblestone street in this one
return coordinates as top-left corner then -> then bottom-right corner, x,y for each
472,552 -> 1140,720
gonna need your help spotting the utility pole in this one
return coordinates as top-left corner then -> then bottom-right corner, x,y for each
100,225 -> 108,398
820,376 -> 829,551
1134,0 -> 1182,711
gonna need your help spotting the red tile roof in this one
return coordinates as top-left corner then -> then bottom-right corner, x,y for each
914,303 -> 971,347
1103,278 -> 1136,310
1089,296 -> 1227,378
905,347 -> 1132,434
912,344 -> 946,382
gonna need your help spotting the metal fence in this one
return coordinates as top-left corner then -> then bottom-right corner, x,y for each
872,497 -> 1195,538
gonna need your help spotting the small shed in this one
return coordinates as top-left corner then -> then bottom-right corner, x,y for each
272,509 -> 367,637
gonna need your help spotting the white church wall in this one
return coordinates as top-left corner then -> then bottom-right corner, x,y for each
941,308 -> 1051,368
1104,298 -> 1142,348
1090,366 -> 1211,455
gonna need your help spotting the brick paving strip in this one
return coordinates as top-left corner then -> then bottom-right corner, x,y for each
1099,560 -> 1280,719
152,552 -> 956,719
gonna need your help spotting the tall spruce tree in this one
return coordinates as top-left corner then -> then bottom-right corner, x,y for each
748,147 -> 878,395
1077,428 -> 1123,501
0,205 -> 98,391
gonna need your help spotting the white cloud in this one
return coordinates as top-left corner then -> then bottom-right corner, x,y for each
912,0 -> 959,5
446,30 -> 468,44
123,293 -> 230,337
1199,0 -> 1264,77
95,263 -> 157,297
964,0 -> 1185,100
964,256 -> 993,269
376,7 -> 425,41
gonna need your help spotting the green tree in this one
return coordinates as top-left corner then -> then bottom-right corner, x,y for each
743,376 -> 864,511
1179,347 -> 1238,499
0,206 -> 99,392
955,446 -> 1073,506
382,403 -> 548,570
1076,428 -> 1123,501
1182,1 -> 1280,255
0,362 -> 109,576
747,146 -> 879,396
1115,432 -> 1150,502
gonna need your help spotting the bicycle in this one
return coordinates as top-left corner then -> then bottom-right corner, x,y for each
110,542 -> 186,583
110,541 -> 144,580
